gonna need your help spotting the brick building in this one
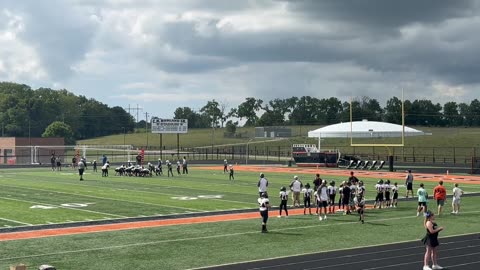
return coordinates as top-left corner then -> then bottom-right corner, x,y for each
0,137 -> 65,165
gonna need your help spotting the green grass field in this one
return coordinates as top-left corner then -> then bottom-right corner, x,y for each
0,167 -> 479,269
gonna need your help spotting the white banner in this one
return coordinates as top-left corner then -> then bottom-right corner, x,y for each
151,118 -> 188,134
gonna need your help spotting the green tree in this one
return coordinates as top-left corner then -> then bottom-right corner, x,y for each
42,121 -> 75,145
443,102 -> 461,126
236,97 -> 263,126
200,100 -> 222,128
383,97 -> 403,124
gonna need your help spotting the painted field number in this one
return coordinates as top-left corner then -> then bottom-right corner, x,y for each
171,195 -> 223,200
30,203 -> 95,209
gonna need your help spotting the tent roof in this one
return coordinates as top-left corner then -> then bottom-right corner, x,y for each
307,120 -> 430,138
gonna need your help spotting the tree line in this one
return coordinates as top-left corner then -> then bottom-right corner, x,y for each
2,81 -> 480,144
175,96 -> 480,129
0,82 -> 135,144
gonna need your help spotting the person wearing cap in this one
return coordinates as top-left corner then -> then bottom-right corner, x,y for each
258,192 -> 271,233
289,176 -> 303,207
258,173 -> 268,197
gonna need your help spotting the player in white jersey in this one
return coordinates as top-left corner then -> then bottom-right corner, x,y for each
451,183 -> 464,214
278,186 -> 289,217
258,173 -> 268,197
384,180 -> 392,208
302,183 -> 313,215
327,181 -> 337,214
374,179 -> 385,209
258,192 -> 271,233
391,182 -> 399,208
317,180 -> 329,221
354,193 -> 366,224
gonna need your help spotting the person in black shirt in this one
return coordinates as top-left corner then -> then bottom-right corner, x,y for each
229,165 -> 234,181
313,173 -> 322,191
342,182 -> 351,214
422,211 -> 444,270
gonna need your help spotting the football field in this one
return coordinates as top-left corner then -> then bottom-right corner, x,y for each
0,166 -> 479,269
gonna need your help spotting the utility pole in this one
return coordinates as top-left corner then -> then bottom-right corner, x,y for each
123,104 -> 143,123
145,112 -> 149,148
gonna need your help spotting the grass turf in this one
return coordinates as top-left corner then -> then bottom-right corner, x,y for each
0,167 -> 478,269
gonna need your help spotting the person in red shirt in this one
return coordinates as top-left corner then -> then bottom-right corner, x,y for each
433,180 -> 447,216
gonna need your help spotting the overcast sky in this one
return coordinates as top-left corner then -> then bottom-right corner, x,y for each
1,0 -> 480,120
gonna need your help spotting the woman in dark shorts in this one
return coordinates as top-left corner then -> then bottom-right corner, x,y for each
422,210 -> 444,270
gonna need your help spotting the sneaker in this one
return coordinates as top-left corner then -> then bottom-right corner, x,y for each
451,211 -> 456,214
277,215 -> 281,218
432,265 -> 443,270
416,212 -> 420,217
323,215 -> 327,220
455,211 -> 459,214
423,266 -> 432,270
319,216 -> 323,221
361,220 -> 364,224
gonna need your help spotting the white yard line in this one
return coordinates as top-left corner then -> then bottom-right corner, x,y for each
0,217 -> 32,225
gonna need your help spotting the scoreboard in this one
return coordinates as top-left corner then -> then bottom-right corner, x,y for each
151,118 -> 188,134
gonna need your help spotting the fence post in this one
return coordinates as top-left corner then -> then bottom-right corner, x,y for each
413,147 -> 415,162
432,148 -> 435,163
278,146 -> 281,161
232,146 -> 235,160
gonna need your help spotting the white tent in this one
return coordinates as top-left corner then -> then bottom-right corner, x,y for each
308,120 -> 430,139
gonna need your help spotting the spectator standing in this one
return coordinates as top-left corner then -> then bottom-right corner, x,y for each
290,176 -> 303,207
258,173 -> 268,197
433,181 -> 447,215
422,210 -> 444,270
78,160 -> 85,181
417,183 -> 429,217
405,170 -> 414,198
451,183 -> 464,214
182,156 -> 188,174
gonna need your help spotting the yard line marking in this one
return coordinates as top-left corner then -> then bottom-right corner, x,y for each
0,183 -> 204,212
0,217 -> 32,225
0,196 -> 127,218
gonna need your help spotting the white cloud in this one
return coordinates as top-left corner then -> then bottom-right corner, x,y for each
2,0 -> 480,119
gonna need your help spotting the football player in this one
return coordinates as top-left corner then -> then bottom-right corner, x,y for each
278,186 -> 289,217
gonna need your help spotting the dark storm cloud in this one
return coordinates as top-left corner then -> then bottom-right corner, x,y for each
283,0 -> 478,30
